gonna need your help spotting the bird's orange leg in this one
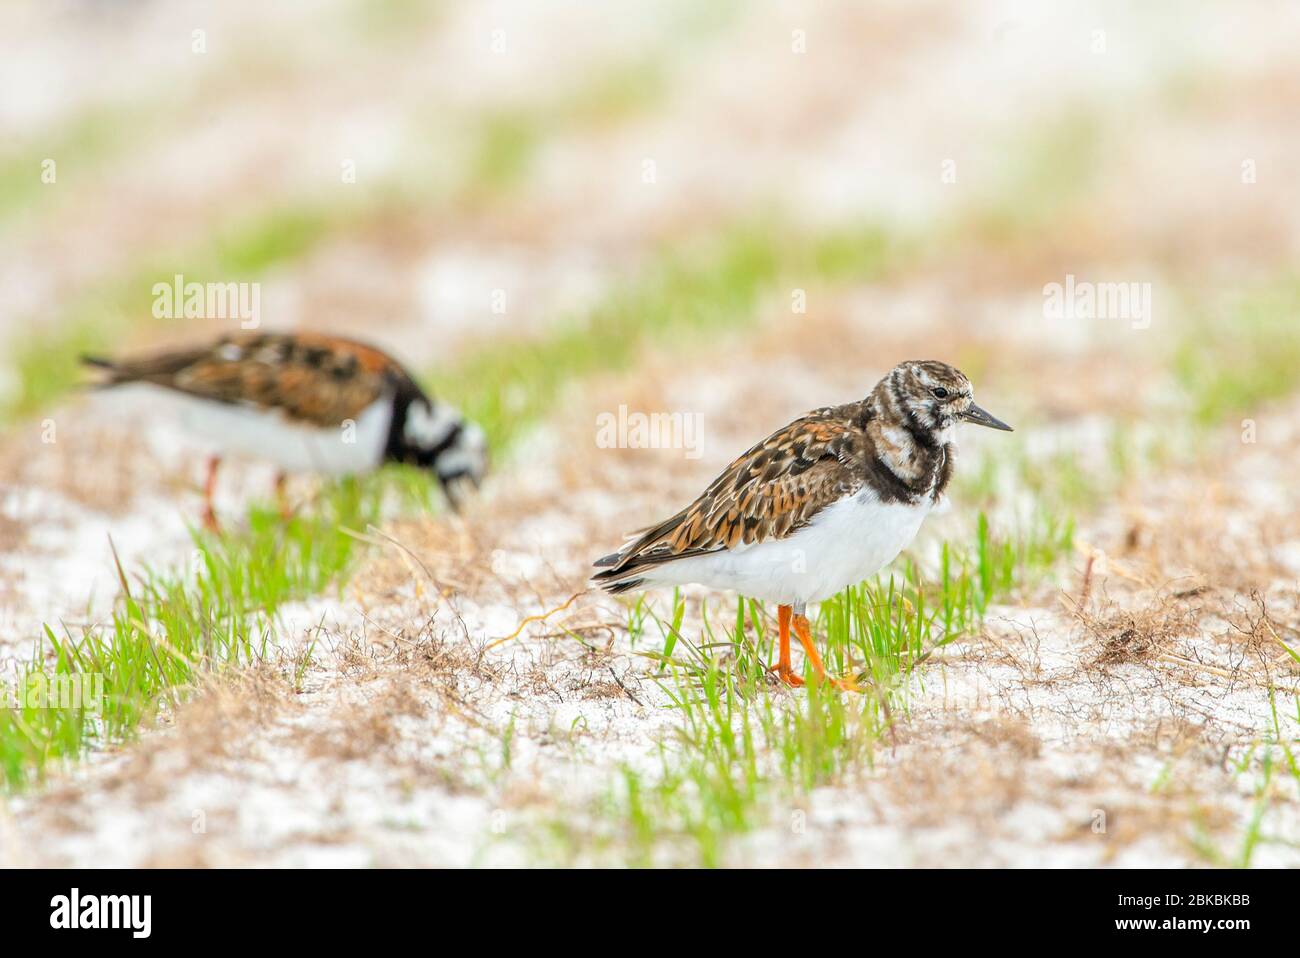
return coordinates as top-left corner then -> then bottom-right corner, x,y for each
768,604 -> 804,687
274,471 -> 292,520
792,613 -> 860,692
202,455 -> 221,533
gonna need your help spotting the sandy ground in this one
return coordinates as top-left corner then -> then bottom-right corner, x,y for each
3,1 -> 1300,866
5,284 -> 1300,867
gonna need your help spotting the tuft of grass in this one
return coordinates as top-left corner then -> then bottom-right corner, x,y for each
823,510 -> 1071,688
535,511 -> 1070,865
1201,692 -> 1300,868
1185,689 -> 1300,868
612,645 -> 884,867
0,479 -> 387,790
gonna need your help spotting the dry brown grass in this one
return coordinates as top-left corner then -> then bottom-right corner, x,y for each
0,410 -> 183,515
1080,601 -> 1199,668
884,717 -> 1041,831
350,518 -> 493,605
0,509 -> 26,553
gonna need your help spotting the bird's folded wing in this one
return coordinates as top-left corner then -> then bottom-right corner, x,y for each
103,334 -> 395,427
596,414 -> 866,576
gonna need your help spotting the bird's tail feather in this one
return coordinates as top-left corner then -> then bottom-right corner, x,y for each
599,576 -> 644,595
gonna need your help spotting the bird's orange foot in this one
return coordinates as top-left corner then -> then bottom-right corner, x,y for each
824,673 -> 863,693
767,663 -> 805,688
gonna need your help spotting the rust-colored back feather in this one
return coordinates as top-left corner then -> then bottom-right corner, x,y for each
85,332 -> 414,427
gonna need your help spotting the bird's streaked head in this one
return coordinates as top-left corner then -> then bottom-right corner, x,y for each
881,360 -> 1013,435
401,400 -> 489,510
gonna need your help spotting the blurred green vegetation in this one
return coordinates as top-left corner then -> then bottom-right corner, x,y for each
0,107 -> 141,222
467,60 -> 669,193
963,106 -> 1106,243
350,0 -> 444,38
1174,279 -> 1300,426
438,220 -> 900,451
4,197 -> 375,422
0,54 -> 674,425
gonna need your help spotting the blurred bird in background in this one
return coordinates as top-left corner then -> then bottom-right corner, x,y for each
83,332 -> 488,530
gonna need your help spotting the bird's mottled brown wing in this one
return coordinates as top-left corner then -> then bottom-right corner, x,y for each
88,332 -> 406,427
594,406 -> 868,579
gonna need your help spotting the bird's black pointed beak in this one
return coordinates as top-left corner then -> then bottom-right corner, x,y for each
961,403 -> 1014,431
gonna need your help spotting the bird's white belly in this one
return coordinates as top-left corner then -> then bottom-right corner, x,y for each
643,489 -> 931,605
168,392 -> 393,475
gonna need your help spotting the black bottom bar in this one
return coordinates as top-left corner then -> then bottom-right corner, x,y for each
3,867 -> 1278,944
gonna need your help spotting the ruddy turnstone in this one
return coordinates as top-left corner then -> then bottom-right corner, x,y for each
83,332 -> 487,529
593,360 -> 1012,689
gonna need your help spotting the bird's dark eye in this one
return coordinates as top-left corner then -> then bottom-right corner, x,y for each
931,387 -> 949,399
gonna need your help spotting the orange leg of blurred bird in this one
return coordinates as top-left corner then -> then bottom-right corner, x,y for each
769,604 -> 804,687
274,471 -> 292,520
202,455 -> 221,533
792,612 -> 861,692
